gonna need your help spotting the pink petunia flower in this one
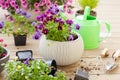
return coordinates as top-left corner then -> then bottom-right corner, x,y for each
14,5 -> 19,10
0,39 -> 3,42
39,1 -> 45,6
10,1 -> 16,7
34,2 -> 39,8
20,0 -> 26,3
21,2 -> 28,8
4,44 -> 7,47
46,2 -> 51,7
34,9 -> 40,14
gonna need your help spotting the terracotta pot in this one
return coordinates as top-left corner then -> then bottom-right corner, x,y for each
76,10 -> 97,17
39,34 -> 84,65
0,48 -> 10,73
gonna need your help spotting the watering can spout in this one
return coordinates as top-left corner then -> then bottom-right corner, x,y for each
83,6 -> 96,20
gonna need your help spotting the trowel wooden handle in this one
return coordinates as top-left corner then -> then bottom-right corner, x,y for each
112,49 -> 120,60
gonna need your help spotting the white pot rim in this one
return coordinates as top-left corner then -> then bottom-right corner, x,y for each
41,33 -> 81,43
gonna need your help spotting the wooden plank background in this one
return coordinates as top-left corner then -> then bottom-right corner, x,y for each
1,0 -> 120,80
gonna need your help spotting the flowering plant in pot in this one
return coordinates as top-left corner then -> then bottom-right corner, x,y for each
0,38 -> 9,73
32,4 -> 84,65
5,59 -> 66,80
0,0 -> 71,22
76,0 -> 99,16
0,10 -> 35,46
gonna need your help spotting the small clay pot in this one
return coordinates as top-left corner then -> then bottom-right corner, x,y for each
76,10 -> 97,17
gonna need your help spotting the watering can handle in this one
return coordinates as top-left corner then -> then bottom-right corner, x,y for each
99,21 -> 111,42
83,6 -> 91,20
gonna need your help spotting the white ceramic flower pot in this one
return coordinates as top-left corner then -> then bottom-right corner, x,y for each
39,34 -> 84,65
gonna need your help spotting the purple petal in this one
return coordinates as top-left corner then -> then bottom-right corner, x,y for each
31,22 -> 36,26
75,24 -> 80,30
26,14 -> 31,18
39,23 -> 44,30
58,25 -> 62,30
0,21 -> 4,29
42,29 -> 48,34
68,35 -> 74,41
66,20 -> 73,25
24,59 -> 29,66
33,32 -> 41,40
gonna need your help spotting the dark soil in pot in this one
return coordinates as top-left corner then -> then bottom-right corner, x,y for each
13,34 -> 27,46
76,10 -> 97,17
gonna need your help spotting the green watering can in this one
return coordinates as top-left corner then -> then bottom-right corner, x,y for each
73,6 -> 111,49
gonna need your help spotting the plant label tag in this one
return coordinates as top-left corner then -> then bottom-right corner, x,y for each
16,50 -> 33,61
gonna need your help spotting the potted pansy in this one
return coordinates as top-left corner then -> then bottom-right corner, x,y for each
0,0 -> 72,22
32,4 -> 84,65
0,38 -> 9,73
5,59 -> 66,80
0,9 -> 35,46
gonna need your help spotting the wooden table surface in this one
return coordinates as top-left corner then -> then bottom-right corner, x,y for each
1,0 -> 120,80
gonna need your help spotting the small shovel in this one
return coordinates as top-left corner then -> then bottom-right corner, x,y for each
104,49 -> 120,71
104,58 -> 118,71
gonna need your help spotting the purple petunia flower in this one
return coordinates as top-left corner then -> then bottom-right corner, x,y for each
68,26 -> 71,32
36,16 -> 41,21
15,9 -> 20,14
31,22 -> 36,26
49,16 -> 53,21
46,9 -> 51,14
0,21 -> 4,29
36,15 -> 44,21
15,9 -> 22,14
54,18 -> 59,22
39,23 -> 44,30
35,25 -> 39,29
42,28 -> 48,35
9,16 -> 14,21
26,14 -> 31,18
66,20 -> 73,25
75,24 -> 80,30
49,4 -> 60,15
58,25 -> 62,30
21,11 -> 27,15
59,20 -> 64,26
68,35 -> 74,41
33,32 -> 41,40
24,58 -> 29,66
